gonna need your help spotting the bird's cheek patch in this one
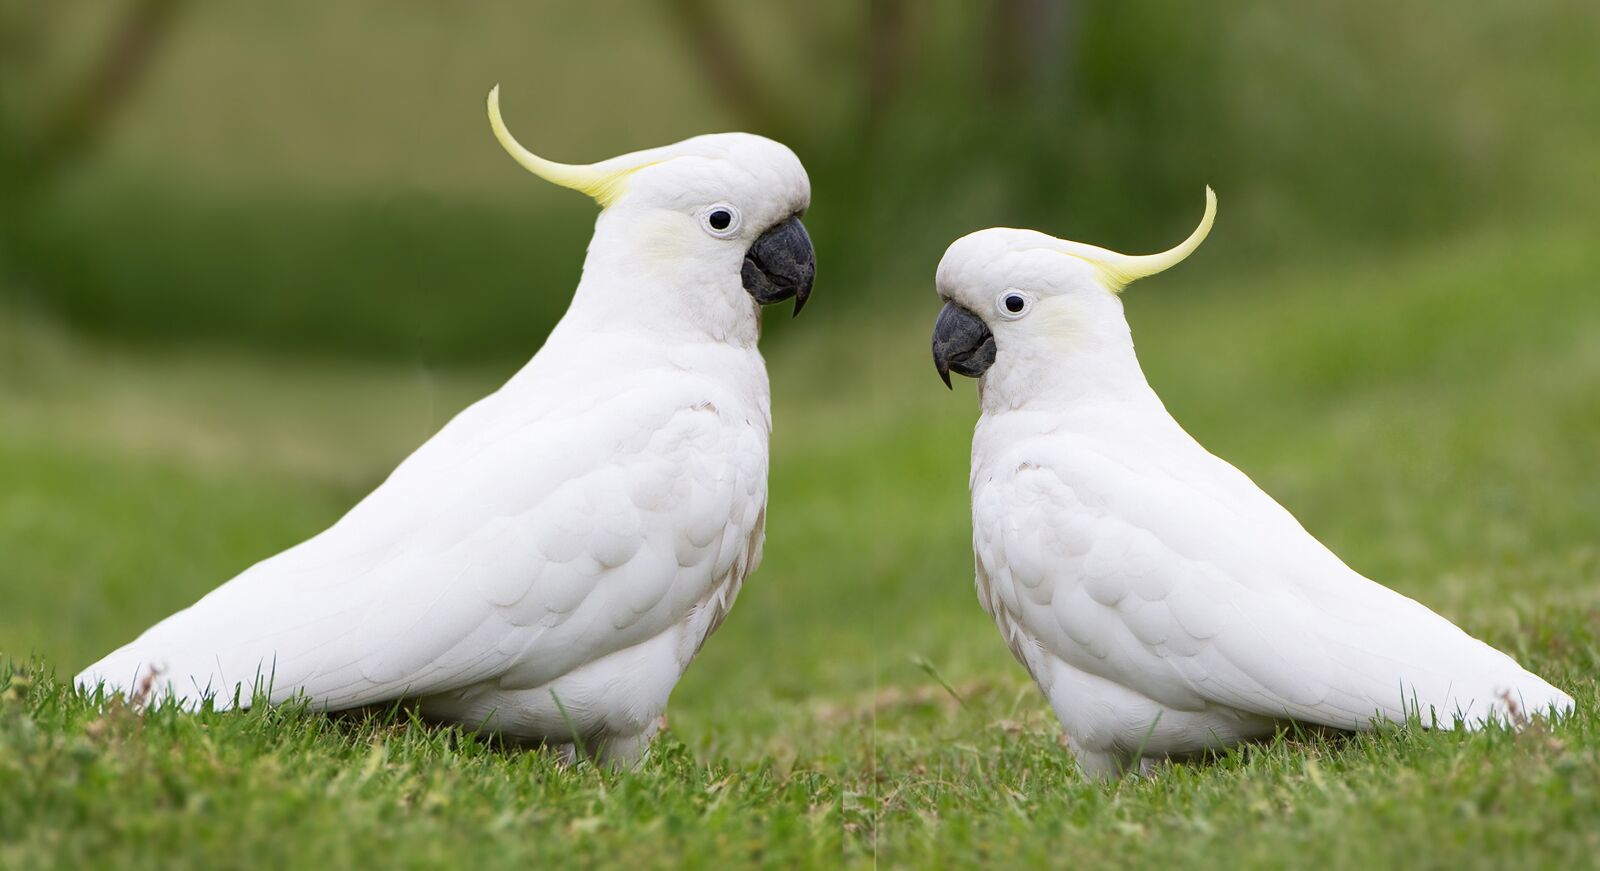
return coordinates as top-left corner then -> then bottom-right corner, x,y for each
636,215 -> 709,262
1030,304 -> 1093,345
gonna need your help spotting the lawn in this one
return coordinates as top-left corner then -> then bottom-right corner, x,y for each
2,212 -> 1598,868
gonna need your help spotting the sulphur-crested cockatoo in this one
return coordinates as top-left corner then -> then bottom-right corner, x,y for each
931,189 -> 1572,779
75,87 -> 815,765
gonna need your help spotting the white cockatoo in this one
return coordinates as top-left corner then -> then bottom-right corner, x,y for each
931,189 -> 1573,779
75,87 -> 815,766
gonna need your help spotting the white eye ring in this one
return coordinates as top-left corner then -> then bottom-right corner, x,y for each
996,290 -> 1032,320
700,203 -> 742,238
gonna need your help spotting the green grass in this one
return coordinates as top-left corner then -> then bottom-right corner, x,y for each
3,218 -> 1600,867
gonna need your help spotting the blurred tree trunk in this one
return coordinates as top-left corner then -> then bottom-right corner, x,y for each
0,0 -> 187,201
865,0 -> 911,133
658,0 -> 790,139
989,0 -> 1074,99
661,0 -> 1074,142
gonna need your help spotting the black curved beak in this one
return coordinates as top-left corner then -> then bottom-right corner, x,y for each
743,214 -> 815,317
932,301 -> 996,389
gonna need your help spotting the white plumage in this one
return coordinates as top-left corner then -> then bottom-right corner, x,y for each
932,190 -> 1573,779
76,90 -> 814,766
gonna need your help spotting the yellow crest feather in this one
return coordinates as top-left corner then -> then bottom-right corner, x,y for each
1051,187 -> 1217,292
486,85 -> 653,207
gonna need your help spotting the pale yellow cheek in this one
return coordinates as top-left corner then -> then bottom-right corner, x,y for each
640,235 -> 693,262
1030,301 -> 1088,343
635,214 -> 705,262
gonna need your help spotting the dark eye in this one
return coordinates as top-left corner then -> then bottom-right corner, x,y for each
1004,294 -> 1026,313
701,204 -> 742,237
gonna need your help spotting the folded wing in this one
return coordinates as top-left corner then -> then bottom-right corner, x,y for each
76,376 -> 767,712
975,436 -> 1572,731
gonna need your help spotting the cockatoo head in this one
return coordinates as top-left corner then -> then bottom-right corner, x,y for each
931,189 -> 1215,393
488,87 -> 814,335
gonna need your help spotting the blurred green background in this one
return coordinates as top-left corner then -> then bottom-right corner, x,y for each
5,1 -> 1596,360
3,2 -> 1600,862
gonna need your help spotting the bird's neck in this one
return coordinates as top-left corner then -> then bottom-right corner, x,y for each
515,303 -> 770,415
978,307 -> 1176,434
559,212 -> 762,350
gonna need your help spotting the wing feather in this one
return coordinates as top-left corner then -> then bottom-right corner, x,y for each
77,372 -> 767,712
975,433 -> 1573,731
